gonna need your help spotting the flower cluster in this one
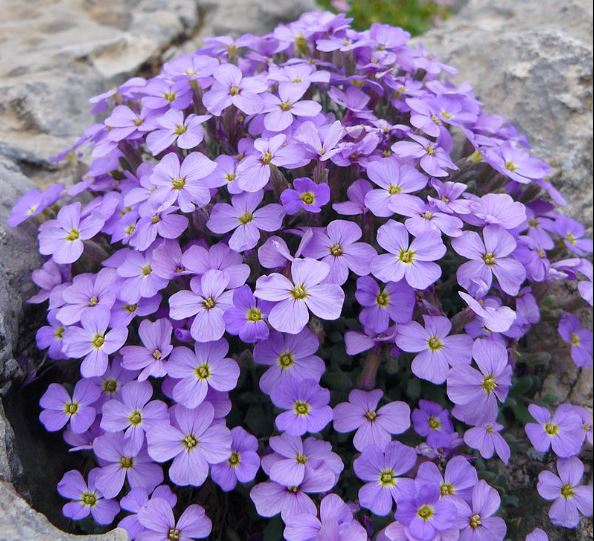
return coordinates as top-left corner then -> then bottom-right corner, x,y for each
10,10 -> 593,540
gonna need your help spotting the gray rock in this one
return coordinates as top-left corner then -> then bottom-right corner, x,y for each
420,0 -> 594,229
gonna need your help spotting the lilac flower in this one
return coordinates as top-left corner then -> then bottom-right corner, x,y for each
121,319 -> 173,380
447,338 -> 512,425
38,202 -> 104,264
62,307 -> 128,377
254,258 -> 345,334
207,190 -> 285,252
537,457 -> 593,528
147,402 -> 231,487
270,378 -> 333,436
104,105 -> 151,142
138,498 -> 212,540
526,529 -> 548,541
101,380 -> 168,453
397,198 -> 463,238
146,110 -> 211,155
396,316 -> 473,384
484,141 -> 550,184
554,216 -> 594,256
333,178 -> 372,216
392,134 -> 457,177
169,269 -> 234,343
452,225 -> 527,296
283,494 -> 368,541
371,220 -> 446,290
395,482 -> 457,541
117,250 -> 169,304
333,389 -> 410,452
92,357 -> 138,402
142,78 -> 193,111
558,312 -> 593,368
355,276 -> 415,332
203,63 -> 267,116
39,380 -> 100,433
364,158 -> 428,217
467,193 -> 527,230
118,486 -> 177,540
223,285 -> 271,343
150,152 -> 217,212
525,404 -> 584,458
57,469 -> 119,525
253,328 -> 325,394
412,400 -> 455,450
8,184 -> 63,227
464,422 -> 510,464
295,120 -> 346,162
281,177 -> 330,215
181,242 -> 250,289
262,85 -> 321,131
93,433 -> 163,498
167,339 -> 240,409
211,426 -> 260,492
458,481 -> 507,541
459,292 -> 517,334
36,309 -> 67,360
354,442 -> 417,516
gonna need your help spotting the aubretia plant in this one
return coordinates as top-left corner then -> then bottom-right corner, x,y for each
9,10 -> 594,540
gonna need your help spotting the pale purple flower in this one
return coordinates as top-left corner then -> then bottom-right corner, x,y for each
554,216 -> 594,256
467,193 -> 527,230
537,457 -> 593,528
459,292 -> 517,334
36,309 -> 67,360
142,78 -> 193,111
371,220 -> 446,290
484,141 -> 550,184
146,110 -> 210,155
412,400 -> 455,450
181,242 -> 250,289
464,422 -> 511,464
168,269 -> 234,343
392,134 -> 457,177
295,120 -> 346,161
130,205 -> 189,252
270,378 -> 333,436
104,105 -> 151,142
253,328 -> 325,394
354,442 -> 417,516
8,184 -> 63,227
207,190 -> 285,252
255,258 -> 345,334
525,404 -> 584,458
333,389 -> 410,452
281,178 -> 330,215
333,179 -> 373,216
167,339 -> 240,409
211,427 -> 260,492
138,498 -> 212,540
458,481 -> 507,541
57,469 -> 119,525
262,85 -> 321,131
117,250 -> 169,304
223,285 -> 271,343
526,529 -> 548,541
39,380 -> 100,433
147,402 -> 231,487
396,316 -> 473,384
397,198 -> 463,238
121,318 -> 173,380
558,312 -> 593,368
118,485 -> 177,540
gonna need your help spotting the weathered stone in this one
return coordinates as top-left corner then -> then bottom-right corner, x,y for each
421,0 -> 594,229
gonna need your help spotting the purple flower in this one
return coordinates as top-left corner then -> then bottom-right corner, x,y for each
526,529 -> 548,541
8,184 -> 63,227
254,258 -> 345,334
396,316 -> 473,384
333,178 -> 373,216
452,225 -> 527,296
36,309 -> 67,360
121,318 -> 173,380
167,339 -> 240,409
223,285 -> 271,343
57,469 -> 119,525
397,198 -> 463,238
118,485 -> 177,540
270,378 -> 333,436
62,307 -> 128,377
283,493 -> 368,541
281,178 -> 330,215
117,250 -> 169,304
138,498 -> 212,540
39,380 -> 100,433
211,426 -> 260,492
146,110 -> 210,155
93,432 -> 163,498
169,269 -> 234,343
484,141 -> 550,184
554,216 -> 593,256
101,380 -> 168,453
150,152 -> 217,212
525,404 -> 584,458
295,120 -> 346,162
38,203 -> 104,264
181,242 -> 249,288
371,220 -> 445,290
262,85 -> 321,131
353,441 -> 417,516
333,389 -> 410,452
142,78 -> 192,111
207,190 -> 285,252
392,134 -> 457,177
364,158 -> 428,217
467,193 -> 527,230
447,338 -> 512,425
459,292 -> 517,334
104,105 -> 151,142
458,481 -> 507,541
253,328 -> 325,394
558,312 -> 593,368
412,400 -> 455,450
537,457 -> 593,528
464,422 -> 511,464
147,402 -> 231,487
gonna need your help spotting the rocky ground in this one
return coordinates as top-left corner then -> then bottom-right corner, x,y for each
0,0 -> 592,539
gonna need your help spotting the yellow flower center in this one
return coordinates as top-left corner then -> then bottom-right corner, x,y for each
470,514 -> 482,529
294,401 -> 311,416
125,224 -> 136,236
417,504 -> 434,521
441,483 -> 455,496
246,307 -> 263,322
128,410 -> 142,426
261,151 -> 273,165
300,191 -> 316,206
81,491 -> 97,507
183,434 -> 198,450
388,184 -> 402,195
171,177 -> 186,190
379,470 -> 397,487
421,211 -> 434,220
225,173 -> 236,182
65,228 -> 80,241
119,456 -> 134,469
238,212 -> 254,225
329,244 -> 343,256
195,364 -> 211,381
280,101 -> 293,112
151,214 -> 161,224
365,410 -> 378,422
92,334 -> 105,349
428,416 -> 441,430
425,145 -> 436,156
561,483 -> 575,499
64,402 -> 79,415
133,118 -> 143,127
482,374 -> 497,394
168,528 -> 181,541
427,336 -> 444,352
290,285 -> 308,300
278,352 -> 295,369
505,161 -> 518,172
55,326 -> 65,340
295,453 -> 308,465
88,296 -> 99,306
229,85 -> 240,96
141,264 -> 152,276
103,379 -> 118,394
566,233 -> 577,245
229,452 -> 241,467
152,349 -> 162,360
399,249 -> 415,264
202,297 -> 216,310
528,218 -> 539,228
376,291 -> 390,307
163,92 -> 177,102
483,252 -> 497,266
125,303 -> 138,314
545,422 -> 559,436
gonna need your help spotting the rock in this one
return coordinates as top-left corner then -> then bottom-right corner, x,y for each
420,0 -> 594,228
0,481 -> 128,541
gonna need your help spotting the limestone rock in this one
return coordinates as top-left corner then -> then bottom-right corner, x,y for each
420,0 -> 594,228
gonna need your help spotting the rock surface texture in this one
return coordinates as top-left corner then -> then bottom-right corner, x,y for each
0,0 -> 592,539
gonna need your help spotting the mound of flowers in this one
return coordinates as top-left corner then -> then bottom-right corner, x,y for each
9,9 -> 593,541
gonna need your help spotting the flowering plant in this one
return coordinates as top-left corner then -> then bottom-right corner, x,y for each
9,10 -> 593,541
